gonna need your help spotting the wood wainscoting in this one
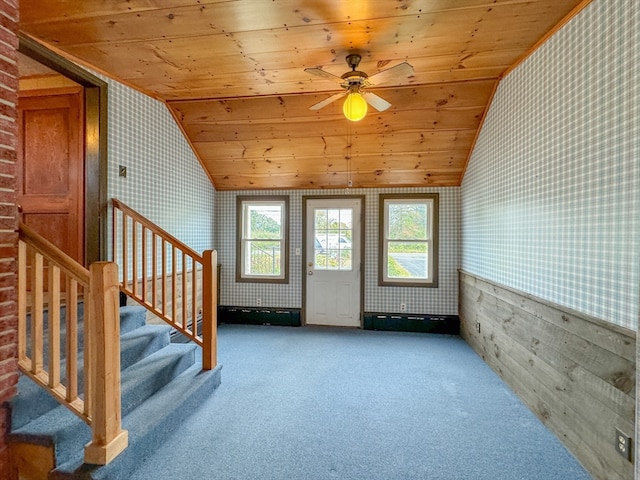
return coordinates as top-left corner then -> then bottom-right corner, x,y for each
459,271 -> 635,480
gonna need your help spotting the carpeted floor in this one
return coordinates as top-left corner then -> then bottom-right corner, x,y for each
129,324 -> 593,480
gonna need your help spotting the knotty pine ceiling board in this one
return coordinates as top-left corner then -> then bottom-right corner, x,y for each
20,0 -> 587,190
172,80 -> 495,122
173,79 -> 494,190
205,146 -> 472,176
210,167 -> 465,191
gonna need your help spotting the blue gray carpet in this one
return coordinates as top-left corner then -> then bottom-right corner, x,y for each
129,325 -> 592,480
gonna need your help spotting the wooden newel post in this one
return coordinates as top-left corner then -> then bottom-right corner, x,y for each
84,262 -> 129,465
201,250 -> 217,370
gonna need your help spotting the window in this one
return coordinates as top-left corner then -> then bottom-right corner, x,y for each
313,207 -> 353,271
379,193 -> 438,287
236,196 -> 289,283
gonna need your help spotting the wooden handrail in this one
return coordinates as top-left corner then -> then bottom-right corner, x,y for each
17,223 -> 128,465
19,222 -> 90,284
111,199 -> 201,260
112,199 -> 217,370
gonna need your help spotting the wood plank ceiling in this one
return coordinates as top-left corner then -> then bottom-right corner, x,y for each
19,0 -> 586,190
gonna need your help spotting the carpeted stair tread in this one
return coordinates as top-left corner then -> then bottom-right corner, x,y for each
120,343 -> 198,417
10,374 -> 62,430
51,363 -> 223,480
120,324 -> 172,371
28,305 -> 145,362
10,343 -> 198,468
118,306 -> 147,335
27,303 -> 86,365
10,403 -> 91,468
11,323 -> 171,430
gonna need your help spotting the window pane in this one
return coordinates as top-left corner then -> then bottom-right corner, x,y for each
246,204 -> 282,240
245,240 -> 281,276
339,250 -> 352,269
314,207 -> 353,271
387,241 -> 428,279
339,209 -> 353,230
315,209 -> 328,230
324,249 -> 341,270
327,209 -> 340,228
388,203 -> 428,240
314,249 -> 327,269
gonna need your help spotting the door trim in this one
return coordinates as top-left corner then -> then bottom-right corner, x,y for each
18,34 -> 108,264
302,195 -> 365,326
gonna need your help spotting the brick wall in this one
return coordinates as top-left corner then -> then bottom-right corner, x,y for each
0,1 -> 19,479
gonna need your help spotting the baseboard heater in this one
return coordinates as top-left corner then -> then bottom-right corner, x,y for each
218,306 -> 301,327
363,312 -> 459,335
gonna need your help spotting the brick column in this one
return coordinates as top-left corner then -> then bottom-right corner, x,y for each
0,1 -> 20,479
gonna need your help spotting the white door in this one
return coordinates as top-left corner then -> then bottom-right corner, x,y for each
305,198 -> 362,327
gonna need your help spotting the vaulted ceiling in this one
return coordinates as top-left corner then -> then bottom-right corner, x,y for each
19,0 -> 586,190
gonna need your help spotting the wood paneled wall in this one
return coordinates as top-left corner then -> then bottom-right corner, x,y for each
459,271 -> 635,480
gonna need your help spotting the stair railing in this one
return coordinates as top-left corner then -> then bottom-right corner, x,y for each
111,199 -> 217,370
17,222 -> 128,465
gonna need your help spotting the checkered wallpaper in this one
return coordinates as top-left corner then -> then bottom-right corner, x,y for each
92,73 -> 458,315
216,187 -> 459,315
461,0 -> 639,329
105,79 -> 215,255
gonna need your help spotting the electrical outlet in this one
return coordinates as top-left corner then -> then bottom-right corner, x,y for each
400,303 -> 406,312
476,322 -> 481,333
119,165 -> 127,177
615,428 -> 632,461
256,298 -> 262,306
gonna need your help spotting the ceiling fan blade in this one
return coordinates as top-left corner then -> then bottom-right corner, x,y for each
304,67 -> 344,84
309,91 -> 346,110
367,61 -> 414,86
362,91 -> 392,112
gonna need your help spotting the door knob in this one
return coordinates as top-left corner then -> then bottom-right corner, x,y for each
308,271 -> 313,276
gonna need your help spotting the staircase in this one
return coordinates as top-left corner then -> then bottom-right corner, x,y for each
10,305 -> 222,479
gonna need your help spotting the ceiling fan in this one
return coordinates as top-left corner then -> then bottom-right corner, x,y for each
305,54 -> 414,122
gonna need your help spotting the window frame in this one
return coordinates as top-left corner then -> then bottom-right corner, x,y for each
378,193 -> 439,288
236,195 -> 289,284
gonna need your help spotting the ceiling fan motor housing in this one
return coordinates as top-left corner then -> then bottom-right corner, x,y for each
343,53 -> 368,82
346,53 -> 361,69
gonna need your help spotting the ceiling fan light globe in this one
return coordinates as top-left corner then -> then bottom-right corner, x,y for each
343,92 -> 368,122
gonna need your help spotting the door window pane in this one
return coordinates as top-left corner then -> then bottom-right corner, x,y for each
314,207 -> 353,271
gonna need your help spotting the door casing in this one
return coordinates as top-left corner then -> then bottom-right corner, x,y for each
19,34 -> 108,264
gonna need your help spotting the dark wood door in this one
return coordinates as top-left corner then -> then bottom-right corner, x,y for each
18,87 -> 85,265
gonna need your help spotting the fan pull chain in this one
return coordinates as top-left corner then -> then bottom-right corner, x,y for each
347,122 -> 353,188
